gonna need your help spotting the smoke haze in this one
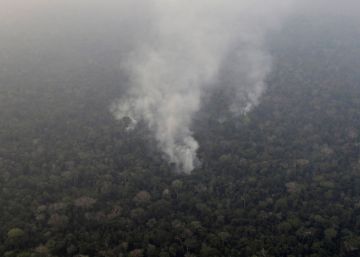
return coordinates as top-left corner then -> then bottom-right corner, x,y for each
2,0 -> 358,174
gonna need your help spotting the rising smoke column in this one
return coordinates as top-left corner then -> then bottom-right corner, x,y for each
112,0 -> 293,173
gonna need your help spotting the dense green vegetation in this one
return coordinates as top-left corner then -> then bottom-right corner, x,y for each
1,17 -> 360,257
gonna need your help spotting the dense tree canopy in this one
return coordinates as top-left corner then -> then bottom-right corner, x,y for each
1,16 -> 360,257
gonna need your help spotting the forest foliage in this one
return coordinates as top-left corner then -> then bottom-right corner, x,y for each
1,16 -> 360,257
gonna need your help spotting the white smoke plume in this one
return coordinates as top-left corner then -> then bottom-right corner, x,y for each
112,0 -> 294,173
